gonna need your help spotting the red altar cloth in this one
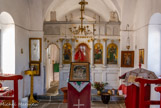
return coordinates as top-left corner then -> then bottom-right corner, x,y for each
68,83 -> 91,108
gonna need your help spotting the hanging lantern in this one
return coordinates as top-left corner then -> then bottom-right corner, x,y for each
126,24 -> 130,50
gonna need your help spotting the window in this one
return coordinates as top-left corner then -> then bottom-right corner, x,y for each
0,12 -> 15,74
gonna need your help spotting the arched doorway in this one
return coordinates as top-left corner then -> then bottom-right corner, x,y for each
46,44 -> 60,95
0,12 -> 15,74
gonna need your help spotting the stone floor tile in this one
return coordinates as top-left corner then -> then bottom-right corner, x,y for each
31,101 -> 126,108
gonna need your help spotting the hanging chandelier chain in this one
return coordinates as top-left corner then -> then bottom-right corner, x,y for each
126,24 -> 130,50
69,0 -> 92,35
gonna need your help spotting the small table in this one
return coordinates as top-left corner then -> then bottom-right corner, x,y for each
61,87 -> 68,103
25,70 -> 39,105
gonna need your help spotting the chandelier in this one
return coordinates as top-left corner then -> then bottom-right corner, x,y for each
69,0 -> 92,35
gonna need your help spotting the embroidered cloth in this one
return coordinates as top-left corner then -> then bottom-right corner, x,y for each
69,82 -> 89,92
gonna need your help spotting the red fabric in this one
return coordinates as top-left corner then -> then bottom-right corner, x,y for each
68,83 -> 91,108
0,75 -> 23,108
125,84 -> 150,108
118,84 -> 127,95
74,49 -> 85,61
0,90 -> 14,103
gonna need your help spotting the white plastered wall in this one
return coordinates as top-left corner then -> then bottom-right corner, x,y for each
0,0 -> 45,103
131,0 -> 161,108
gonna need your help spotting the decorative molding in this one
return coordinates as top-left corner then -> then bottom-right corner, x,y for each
91,38 -> 95,42
71,38 -> 75,42
59,38 -> 64,42
103,39 -> 108,42
97,39 -> 101,43
111,40 -> 114,43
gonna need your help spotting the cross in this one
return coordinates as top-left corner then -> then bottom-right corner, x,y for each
73,99 -> 85,108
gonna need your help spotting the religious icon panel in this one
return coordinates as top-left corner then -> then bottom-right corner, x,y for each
63,43 -> 72,64
94,43 -> 103,64
30,62 -> 40,76
139,49 -> 144,64
107,43 -> 118,64
69,62 -> 90,82
74,43 -> 90,63
29,38 -> 42,63
121,51 -> 134,67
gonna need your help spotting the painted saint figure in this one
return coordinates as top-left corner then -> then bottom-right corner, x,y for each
94,43 -> 103,64
63,43 -> 72,64
64,45 -> 70,60
107,43 -> 118,64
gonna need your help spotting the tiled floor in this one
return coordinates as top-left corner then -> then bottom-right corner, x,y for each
31,101 -> 126,108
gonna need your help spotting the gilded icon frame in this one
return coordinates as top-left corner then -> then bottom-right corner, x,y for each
94,43 -> 103,64
30,62 -> 40,76
121,51 -> 134,67
63,43 -> 72,64
29,38 -> 42,63
139,49 -> 144,64
69,62 -> 90,82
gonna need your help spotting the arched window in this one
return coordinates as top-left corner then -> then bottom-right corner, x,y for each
0,12 -> 15,74
148,13 -> 161,76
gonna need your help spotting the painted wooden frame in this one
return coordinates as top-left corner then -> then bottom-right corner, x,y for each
69,62 -> 90,82
107,43 -> 118,64
29,38 -> 42,63
63,43 -> 72,64
94,43 -> 103,64
30,62 -> 40,76
121,51 -> 134,67
139,49 -> 144,64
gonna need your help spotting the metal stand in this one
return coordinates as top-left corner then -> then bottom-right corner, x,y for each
25,70 -> 39,106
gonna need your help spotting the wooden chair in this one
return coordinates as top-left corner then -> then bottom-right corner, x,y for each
155,86 -> 161,108
135,78 -> 161,108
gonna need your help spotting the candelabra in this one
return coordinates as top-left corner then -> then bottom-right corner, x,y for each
69,0 -> 92,35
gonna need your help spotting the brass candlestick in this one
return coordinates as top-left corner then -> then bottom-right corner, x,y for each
25,70 -> 39,106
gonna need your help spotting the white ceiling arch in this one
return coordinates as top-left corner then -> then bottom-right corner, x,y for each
43,0 -> 121,22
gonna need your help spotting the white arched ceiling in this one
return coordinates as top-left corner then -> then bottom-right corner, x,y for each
43,0 -> 121,22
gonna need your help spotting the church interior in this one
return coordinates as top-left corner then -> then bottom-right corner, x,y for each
1,0 -> 161,108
